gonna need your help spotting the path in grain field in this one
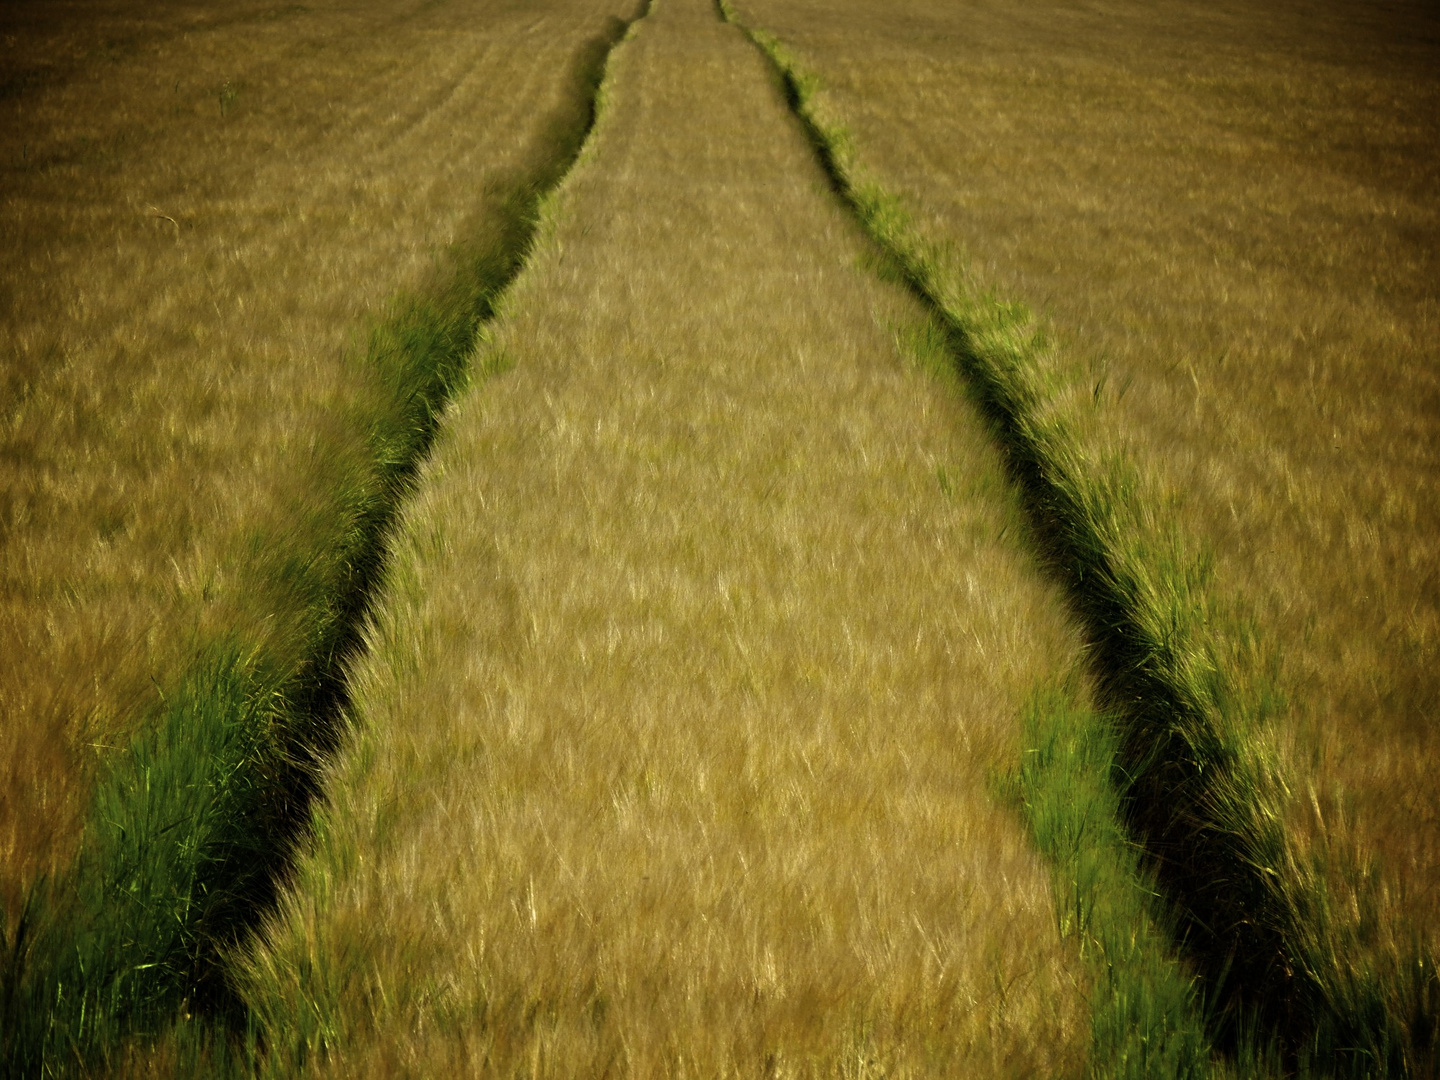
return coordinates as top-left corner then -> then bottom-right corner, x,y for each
244,1 -> 1098,1072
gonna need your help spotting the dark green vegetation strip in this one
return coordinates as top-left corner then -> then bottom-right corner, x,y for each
897,321 -> 1216,1079
718,3 -> 1437,1074
0,10 -> 644,1073
1014,685 -> 1213,1079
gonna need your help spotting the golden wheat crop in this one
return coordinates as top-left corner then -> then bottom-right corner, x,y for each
0,0 -> 633,963
735,0 -> 1440,1032
237,1 -> 1113,1073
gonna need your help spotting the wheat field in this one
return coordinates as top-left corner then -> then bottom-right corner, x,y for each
0,0 -> 640,1067
731,0 -> 1440,1064
0,0 -> 632,938
5,0 -> 1433,1071
237,1 -> 1115,1073
734,0 -> 1440,923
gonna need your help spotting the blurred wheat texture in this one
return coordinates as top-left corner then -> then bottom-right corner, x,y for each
5,0 -> 1434,1071
0,0 -> 638,1067
237,1 -> 1137,1073
731,0 -> 1440,1066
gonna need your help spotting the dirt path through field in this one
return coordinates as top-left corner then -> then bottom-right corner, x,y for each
245,0 -> 1097,1071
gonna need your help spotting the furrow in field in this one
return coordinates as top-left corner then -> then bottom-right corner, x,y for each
722,0 -> 1440,1070
0,1 -> 645,1071
235,0 -> 1183,1073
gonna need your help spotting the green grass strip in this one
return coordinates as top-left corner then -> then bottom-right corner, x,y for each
1013,685 -> 1214,1079
0,11 -> 644,1074
717,3 -> 1436,1073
